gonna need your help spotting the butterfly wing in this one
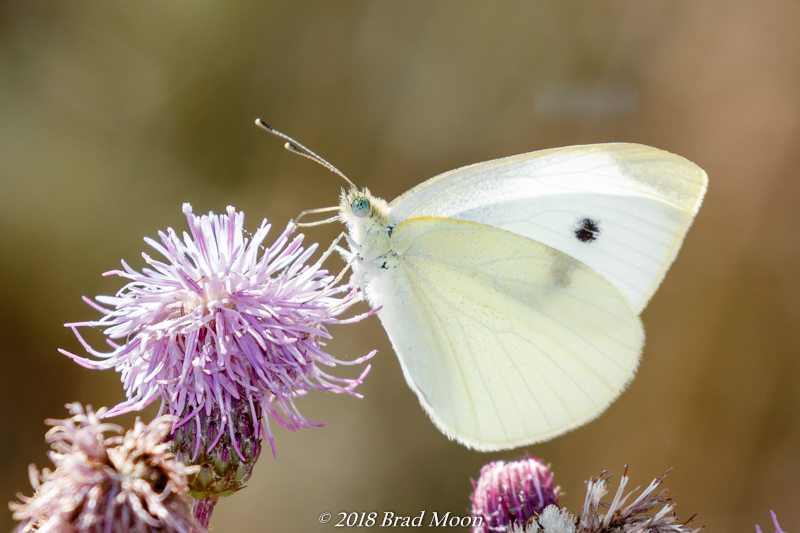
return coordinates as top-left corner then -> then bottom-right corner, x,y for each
388,144 -> 707,314
367,216 -> 642,450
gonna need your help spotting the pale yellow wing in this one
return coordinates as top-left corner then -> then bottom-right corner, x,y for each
366,216 -> 643,450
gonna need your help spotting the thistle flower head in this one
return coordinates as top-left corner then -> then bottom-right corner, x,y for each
10,403 -> 200,533
61,204 -> 374,458
470,456 -> 561,533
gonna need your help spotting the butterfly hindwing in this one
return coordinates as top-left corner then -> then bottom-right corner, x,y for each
365,217 -> 643,450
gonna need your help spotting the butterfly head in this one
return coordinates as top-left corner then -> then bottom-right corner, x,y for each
339,187 -> 391,242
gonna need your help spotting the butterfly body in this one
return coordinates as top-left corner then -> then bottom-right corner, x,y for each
338,143 -> 707,451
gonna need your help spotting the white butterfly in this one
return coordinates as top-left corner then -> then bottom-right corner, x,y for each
257,121 -> 708,451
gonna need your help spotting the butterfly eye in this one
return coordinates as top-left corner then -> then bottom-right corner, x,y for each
351,197 -> 371,217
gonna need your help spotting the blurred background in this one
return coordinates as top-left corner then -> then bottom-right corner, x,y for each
2,1 -> 799,531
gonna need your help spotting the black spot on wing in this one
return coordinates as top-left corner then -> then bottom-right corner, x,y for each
574,218 -> 600,243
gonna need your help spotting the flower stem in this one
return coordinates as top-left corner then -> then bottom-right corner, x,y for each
192,496 -> 218,531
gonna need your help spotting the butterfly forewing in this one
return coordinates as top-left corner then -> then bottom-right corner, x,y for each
388,144 -> 707,314
368,217 -> 643,450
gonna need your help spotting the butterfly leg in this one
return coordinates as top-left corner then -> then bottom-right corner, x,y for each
313,231 -> 348,267
295,205 -> 340,227
304,232 -> 357,304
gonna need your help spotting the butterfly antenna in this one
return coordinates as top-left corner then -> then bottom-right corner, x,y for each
255,119 -> 356,189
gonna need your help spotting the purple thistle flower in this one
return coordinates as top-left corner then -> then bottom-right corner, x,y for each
756,511 -> 785,533
60,204 -> 375,458
10,403 -> 201,533
470,457 -> 561,533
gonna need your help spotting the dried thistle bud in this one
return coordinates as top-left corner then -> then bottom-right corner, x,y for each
523,468 -> 699,533
573,468 -> 700,533
10,403 -> 202,533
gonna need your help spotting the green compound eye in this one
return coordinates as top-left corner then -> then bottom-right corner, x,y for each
351,197 -> 370,217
